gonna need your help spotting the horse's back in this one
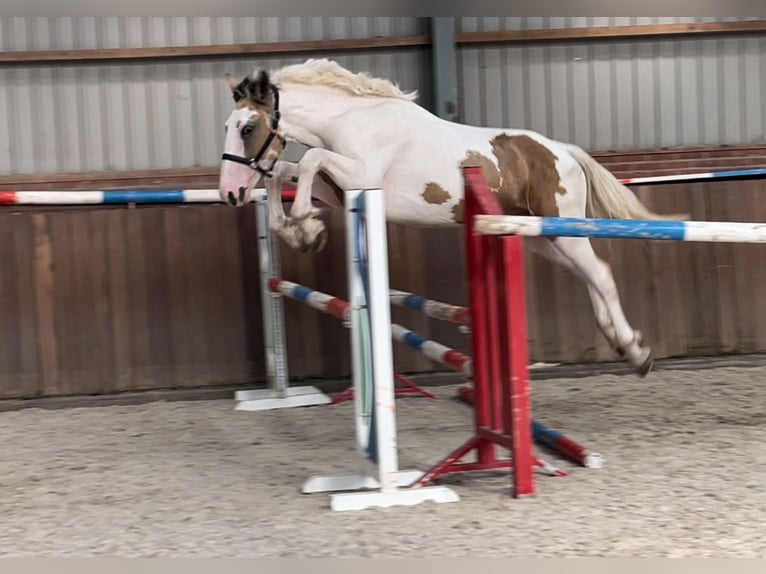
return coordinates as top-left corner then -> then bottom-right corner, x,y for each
379,116 -> 582,223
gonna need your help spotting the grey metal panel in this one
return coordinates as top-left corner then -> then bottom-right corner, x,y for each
0,51 -> 427,175
744,36 -> 764,144
548,44 -> 572,142
0,17 -> 421,51
0,17 -> 426,175
677,36 -> 701,145
699,37 -> 722,146
458,16 -> 763,32
456,18 -> 766,151
431,17 -> 459,121
3,16 -> 765,176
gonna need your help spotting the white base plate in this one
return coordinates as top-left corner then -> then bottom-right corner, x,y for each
302,470 -> 460,512
234,386 -> 332,411
303,470 -> 424,493
328,486 -> 460,512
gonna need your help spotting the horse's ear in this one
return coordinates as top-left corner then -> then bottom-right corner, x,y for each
249,70 -> 272,105
226,73 -> 245,102
226,73 -> 240,89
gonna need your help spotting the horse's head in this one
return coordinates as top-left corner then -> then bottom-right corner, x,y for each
219,69 -> 286,206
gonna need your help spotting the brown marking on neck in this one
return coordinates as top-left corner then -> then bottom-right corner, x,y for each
421,182 -> 451,205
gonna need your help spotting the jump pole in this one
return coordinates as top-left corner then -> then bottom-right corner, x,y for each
0,188 -> 297,205
330,288 -> 467,404
389,289 -> 471,329
456,385 -> 603,468
235,190 -> 436,410
472,215 -> 766,243
395,167 -> 541,498
263,276 -> 567,474
1,164 -> 764,206
462,174 -> 766,468
301,188 -> 459,511
0,186 -> 325,412
261,276 -> 439,404
389,291 -> 601,470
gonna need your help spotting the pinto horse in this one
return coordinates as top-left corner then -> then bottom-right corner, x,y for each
218,58 -> 683,377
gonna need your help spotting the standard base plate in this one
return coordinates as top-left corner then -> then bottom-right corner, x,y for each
302,470 -> 459,512
328,485 -> 460,512
234,386 -> 332,411
302,470 -> 424,494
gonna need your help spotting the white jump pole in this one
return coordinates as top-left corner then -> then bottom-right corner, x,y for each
234,188 -> 331,411
301,188 -> 460,512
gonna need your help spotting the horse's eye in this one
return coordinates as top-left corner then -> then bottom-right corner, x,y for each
241,125 -> 255,137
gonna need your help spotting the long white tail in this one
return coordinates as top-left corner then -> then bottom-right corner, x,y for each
564,143 -> 688,221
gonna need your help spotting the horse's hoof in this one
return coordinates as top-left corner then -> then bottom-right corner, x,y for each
619,331 -> 643,358
310,227 -> 328,252
296,226 -> 328,254
635,352 -> 654,378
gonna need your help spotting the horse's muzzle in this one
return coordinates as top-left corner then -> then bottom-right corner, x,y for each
226,186 -> 248,206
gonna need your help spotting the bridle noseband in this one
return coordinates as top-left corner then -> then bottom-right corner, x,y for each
221,83 -> 286,178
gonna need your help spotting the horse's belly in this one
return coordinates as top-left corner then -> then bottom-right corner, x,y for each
373,132 -> 488,228
380,175 -> 465,228
384,200 -> 461,227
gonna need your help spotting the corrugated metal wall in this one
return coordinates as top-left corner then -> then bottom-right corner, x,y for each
1,16 -> 764,171
0,17 -> 421,50
0,17 -> 427,175
458,17 -> 762,32
457,16 -> 766,151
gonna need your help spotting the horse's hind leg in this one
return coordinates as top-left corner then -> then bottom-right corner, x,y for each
546,236 -> 653,376
526,237 -> 621,356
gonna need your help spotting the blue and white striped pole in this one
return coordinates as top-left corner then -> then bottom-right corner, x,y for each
619,167 -> 766,186
473,215 -> 766,243
0,188 -> 297,205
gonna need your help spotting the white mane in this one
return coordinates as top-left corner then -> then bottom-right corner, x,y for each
270,58 -> 419,101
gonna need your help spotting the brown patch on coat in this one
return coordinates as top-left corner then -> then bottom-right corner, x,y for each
459,136 -> 568,217
460,151 -> 502,193
421,182 -> 451,205
451,199 -> 464,223
491,134 -> 567,217
486,138 -> 530,215
459,148 -> 530,216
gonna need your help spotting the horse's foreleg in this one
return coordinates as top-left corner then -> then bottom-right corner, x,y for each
282,148 -> 365,253
264,160 -> 298,233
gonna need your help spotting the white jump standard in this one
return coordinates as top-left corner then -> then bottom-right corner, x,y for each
255,187 -> 459,511
302,189 -> 459,511
234,188 -> 332,411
